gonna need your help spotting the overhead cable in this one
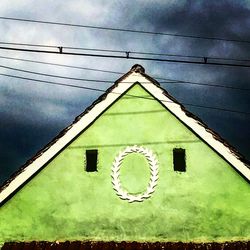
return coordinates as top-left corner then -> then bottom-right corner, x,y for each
0,73 -> 249,116
0,41 -> 249,62
0,46 -> 250,68
0,55 -> 123,75
0,63 -> 250,92
1,16 -> 250,44
0,55 -> 249,90
0,64 -> 112,83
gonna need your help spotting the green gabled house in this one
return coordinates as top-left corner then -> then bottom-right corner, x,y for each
0,65 -> 249,250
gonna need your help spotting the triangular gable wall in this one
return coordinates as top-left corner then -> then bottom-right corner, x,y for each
0,65 -> 249,205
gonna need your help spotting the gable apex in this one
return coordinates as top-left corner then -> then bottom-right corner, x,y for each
130,64 -> 145,73
0,65 -> 249,205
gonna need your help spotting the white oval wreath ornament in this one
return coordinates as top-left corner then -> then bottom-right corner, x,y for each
111,145 -> 159,203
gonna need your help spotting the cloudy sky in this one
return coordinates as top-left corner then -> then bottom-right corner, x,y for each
0,0 -> 250,184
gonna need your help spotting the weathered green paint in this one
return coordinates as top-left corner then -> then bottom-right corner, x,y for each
0,84 -> 249,245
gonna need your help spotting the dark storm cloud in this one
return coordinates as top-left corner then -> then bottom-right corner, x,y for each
0,112 -> 64,183
133,1 -> 250,46
155,2 -> 248,34
0,75 -> 104,183
126,0 -> 250,73
0,87 -> 101,184
130,1 -> 250,99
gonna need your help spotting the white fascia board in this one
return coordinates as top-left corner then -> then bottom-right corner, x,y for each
0,72 -> 139,204
138,75 -> 250,181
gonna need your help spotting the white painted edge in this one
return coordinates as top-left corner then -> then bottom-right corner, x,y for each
0,73 -> 141,204
138,75 -> 250,181
0,71 -> 249,205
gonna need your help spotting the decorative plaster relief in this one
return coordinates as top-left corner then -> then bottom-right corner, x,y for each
111,145 -> 159,203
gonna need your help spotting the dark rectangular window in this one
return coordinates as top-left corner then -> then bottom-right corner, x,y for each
86,150 -> 98,172
173,148 -> 186,172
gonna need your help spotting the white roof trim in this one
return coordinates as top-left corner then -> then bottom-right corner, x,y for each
0,71 -> 249,205
139,75 -> 250,181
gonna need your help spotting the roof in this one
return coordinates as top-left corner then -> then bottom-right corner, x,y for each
0,64 -> 249,205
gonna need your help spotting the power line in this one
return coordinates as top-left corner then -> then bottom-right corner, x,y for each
0,64 -> 113,83
0,63 -> 250,92
0,41 -> 250,63
0,55 -> 123,75
160,78 -> 250,91
1,16 -> 250,44
0,41 -> 58,49
0,73 -> 106,93
0,55 -> 249,91
0,72 -> 249,116
1,46 -> 250,68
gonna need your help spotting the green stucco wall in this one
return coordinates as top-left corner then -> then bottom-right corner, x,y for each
0,84 -> 249,245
